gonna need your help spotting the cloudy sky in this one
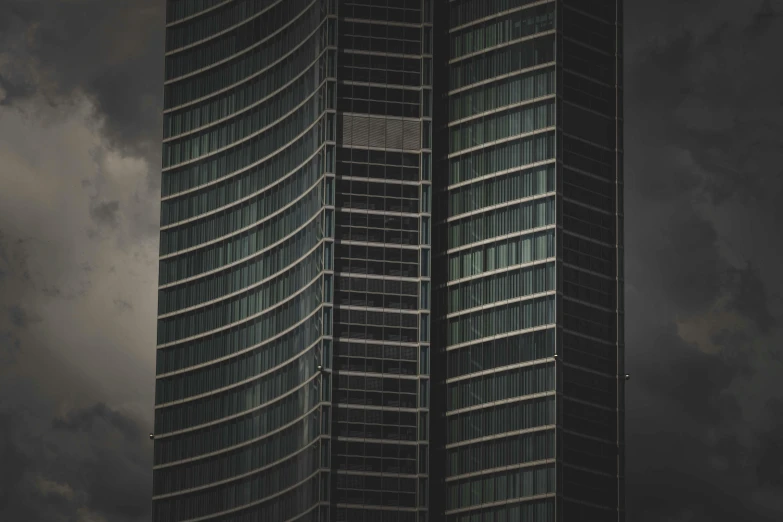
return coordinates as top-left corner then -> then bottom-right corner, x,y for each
0,0 -> 782,520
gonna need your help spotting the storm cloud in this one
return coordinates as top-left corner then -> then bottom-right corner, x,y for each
0,1 -> 163,521
623,0 -> 783,520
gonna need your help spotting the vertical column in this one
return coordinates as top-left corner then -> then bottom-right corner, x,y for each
331,1 -> 429,521
557,0 -> 625,519
321,3 -> 339,518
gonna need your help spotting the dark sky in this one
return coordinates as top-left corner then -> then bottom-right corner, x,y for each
0,1 -> 782,521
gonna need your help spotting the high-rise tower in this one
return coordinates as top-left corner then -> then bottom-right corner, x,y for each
153,1 -> 624,521
433,0 -> 624,520
153,1 -> 335,520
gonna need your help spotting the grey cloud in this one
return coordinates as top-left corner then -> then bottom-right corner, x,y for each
0,75 -> 36,106
627,2 -> 783,205
113,298 -> 133,312
635,327 -> 743,426
0,413 -> 31,511
0,0 -> 164,160
8,305 -> 26,327
52,402 -> 142,442
623,0 -> 783,520
0,401 -> 151,522
89,200 -> 120,229
50,404 -> 151,521
625,317 -> 781,521
0,331 -> 22,363
755,398 -> 783,488
640,203 -> 724,313
8,304 -> 41,329
0,233 -> 8,281
745,0 -> 783,36
0,30 -> 159,515
724,264 -> 777,333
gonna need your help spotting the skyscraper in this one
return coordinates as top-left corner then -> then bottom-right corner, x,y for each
433,0 -> 624,520
153,1 -> 624,521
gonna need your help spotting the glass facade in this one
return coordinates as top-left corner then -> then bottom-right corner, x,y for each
331,1 -> 431,521
439,1 -> 558,520
153,1 -> 335,521
435,0 -> 624,521
154,0 -> 623,521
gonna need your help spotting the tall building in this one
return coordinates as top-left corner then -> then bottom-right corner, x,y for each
152,1 -> 624,521
433,0 -> 625,520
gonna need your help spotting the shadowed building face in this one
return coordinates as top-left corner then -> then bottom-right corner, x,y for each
437,1 -> 624,521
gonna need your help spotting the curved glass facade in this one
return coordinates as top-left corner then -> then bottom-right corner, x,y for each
153,1 -> 336,521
